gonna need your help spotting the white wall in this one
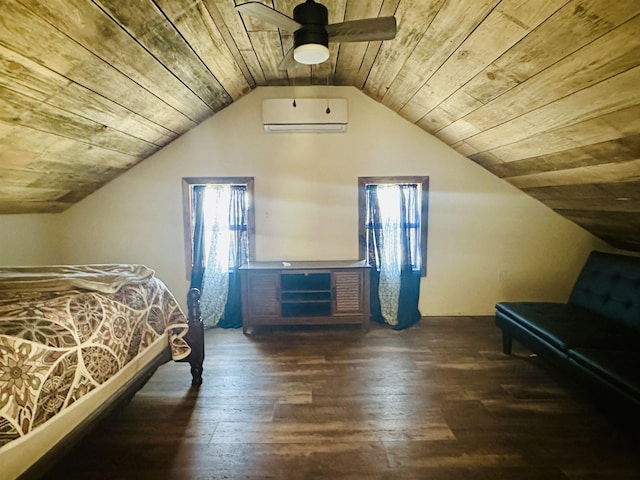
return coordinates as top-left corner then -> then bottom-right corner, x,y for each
58,86 -> 610,314
0,214 -> 62,265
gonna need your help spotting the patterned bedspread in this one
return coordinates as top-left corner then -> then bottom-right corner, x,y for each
0,267 -> 190,448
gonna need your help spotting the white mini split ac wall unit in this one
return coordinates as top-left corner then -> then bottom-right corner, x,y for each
262,98 -> 348,133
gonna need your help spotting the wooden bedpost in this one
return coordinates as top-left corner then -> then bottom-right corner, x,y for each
185,287 -> 204,386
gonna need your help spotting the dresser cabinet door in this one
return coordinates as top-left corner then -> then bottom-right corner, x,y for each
245,272 -> 280,316
333,269 -> 364,315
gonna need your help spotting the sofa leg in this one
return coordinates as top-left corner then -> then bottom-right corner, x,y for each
502,332 -> 512,354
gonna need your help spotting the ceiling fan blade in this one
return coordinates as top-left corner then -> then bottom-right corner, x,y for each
278,48 -> 297,71
236,2 -> 301,31
327,17 -> 397,43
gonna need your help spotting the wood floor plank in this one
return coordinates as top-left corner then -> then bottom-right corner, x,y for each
45,317 -> 640,480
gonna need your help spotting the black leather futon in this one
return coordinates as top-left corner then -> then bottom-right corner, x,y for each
495,251 -> 640,414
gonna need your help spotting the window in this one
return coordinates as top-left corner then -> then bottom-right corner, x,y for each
182,177 -> 255,278
358,176 -> 429,276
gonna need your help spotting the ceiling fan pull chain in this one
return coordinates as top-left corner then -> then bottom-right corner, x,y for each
293,74 -> 297,107
326,72 -> 330,113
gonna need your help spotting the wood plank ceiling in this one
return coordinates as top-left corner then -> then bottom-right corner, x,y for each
0,0 -> 638,251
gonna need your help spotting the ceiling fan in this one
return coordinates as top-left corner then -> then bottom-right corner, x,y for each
236,0 -> 397,69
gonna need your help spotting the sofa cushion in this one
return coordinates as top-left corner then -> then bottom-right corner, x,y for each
569,251 -> 640,331
496,302 -> 640,352
568,348 -> 640,400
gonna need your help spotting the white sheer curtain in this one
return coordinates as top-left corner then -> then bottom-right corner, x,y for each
200,185 -> 232,328
376,185 -> 403,326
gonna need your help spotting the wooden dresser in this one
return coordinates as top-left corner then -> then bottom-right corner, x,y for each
239,260 -> 370,333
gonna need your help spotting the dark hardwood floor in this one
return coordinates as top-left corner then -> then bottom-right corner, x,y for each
45,317 -> 639,479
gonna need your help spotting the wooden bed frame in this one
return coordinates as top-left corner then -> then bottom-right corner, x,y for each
17,288 -> 205,479
179,287 -> 205,386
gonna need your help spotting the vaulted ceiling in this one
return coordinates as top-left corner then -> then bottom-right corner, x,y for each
1,0 -> 639,251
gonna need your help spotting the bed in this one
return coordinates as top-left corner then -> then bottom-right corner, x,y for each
0,264 -> 204,479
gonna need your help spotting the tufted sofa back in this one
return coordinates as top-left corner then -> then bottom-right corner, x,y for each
569,251 -> 640,330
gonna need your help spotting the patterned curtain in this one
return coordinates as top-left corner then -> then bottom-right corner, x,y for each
366,184 -> 422,330
200,185 -> 232,328
376,185 -> 403,325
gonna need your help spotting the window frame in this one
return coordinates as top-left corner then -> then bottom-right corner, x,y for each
358,176 -> 429,277
181,177 -> 255,279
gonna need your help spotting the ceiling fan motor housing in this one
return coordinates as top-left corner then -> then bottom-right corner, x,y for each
293,0 -> 329,49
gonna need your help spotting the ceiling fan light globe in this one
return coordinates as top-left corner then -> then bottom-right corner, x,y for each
293,43 -> 330,64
